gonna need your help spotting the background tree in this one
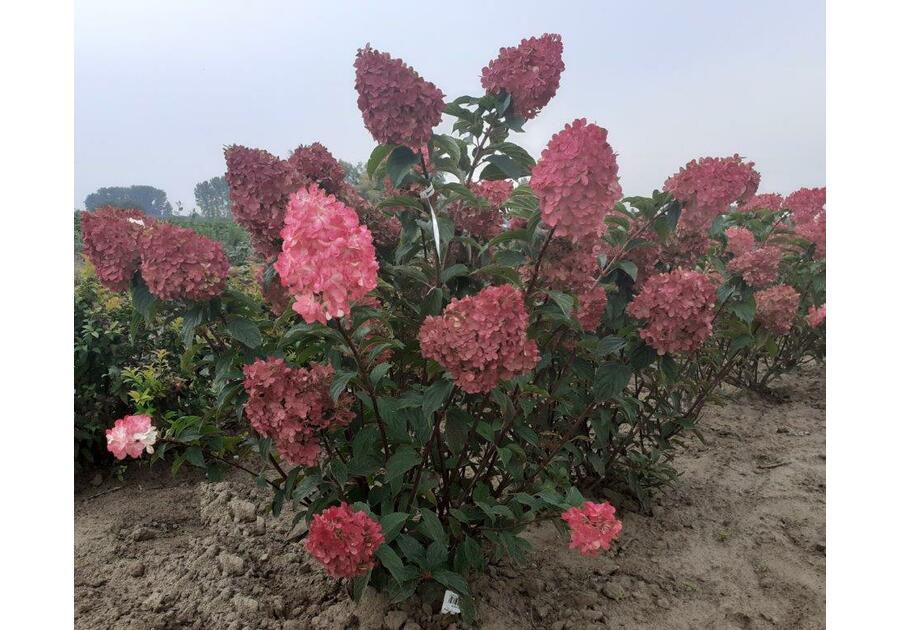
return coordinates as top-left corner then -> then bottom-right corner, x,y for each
84,185 -> 173,217
194,176 -> 232,219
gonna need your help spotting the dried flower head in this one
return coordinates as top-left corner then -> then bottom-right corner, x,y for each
139,222 -> 229,301
81,207 -> 152,291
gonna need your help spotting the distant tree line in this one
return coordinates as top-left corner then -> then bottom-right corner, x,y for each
85,185 -> 173,217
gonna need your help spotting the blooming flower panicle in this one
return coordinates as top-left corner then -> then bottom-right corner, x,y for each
106,415 -> 158,460
481,33 -> 565,120
755,284 -> 800,335
738,193 -> 784,213
274,185 -> 379,324
561,501 -> 622,556
139,222 -> 229,301
224,145 -> 298,257
626,269 -> 718,354
288,142 -> 347,196
795,218 -> 826,259
530,118 -> 622,242
664,155 -> 760,231
449,180 -> 514,240
81,207 -> 153,291
784,187 -> 826,225
242,358 -> 354,467
306,503 -> 385,578
806,304 -> 826,328
727,245 -> 782,287
419,284 -> 540,393
659,226 -> 712,268
354,45 -> 445,148
724,226 -> 756,257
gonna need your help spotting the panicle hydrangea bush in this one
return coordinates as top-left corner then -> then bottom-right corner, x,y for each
664,155 -> 760,231
530,118 -> 622,242
626,269 -> 718,354
274,185 -> 379,324
561,501 -> 623,556
89,32 -> 825,621
354,45 -> 445,148
755,284 -> 800,336
481,33 -> 565,120
306,503 -> 385,578
419,284 -> 540,393
81,206 -> 152,291
139,222 -> 230,301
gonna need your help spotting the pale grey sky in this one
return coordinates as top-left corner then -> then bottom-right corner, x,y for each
75,0 -> 824,210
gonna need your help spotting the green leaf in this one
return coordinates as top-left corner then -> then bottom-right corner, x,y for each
417,508 -> 447,545
595,361 -> 633,399
370,362 -> 392,387
225,317 -> 261,349
130,276 -> 157,323
329,369 -> 356,401
367,144 -> 395,177
376,545 -> 415,584
425,541 -> 449,570
387,146 -> 420,186
615,260 -> 638,281
432,569 -> 471,597
423,379 -> 454,419
444,409 -> 471,454
379,512 -> 409,543
470,264 -> 522,287
546,290 -> 575,319
377,195 -> 423,211
350,572 -> 371,602
385,446 -> 421,483
595,335 -> 627,357
731,294 -> 757,324
441,264 -> 469,283
180,305 -> 205,347
484,154 -> 530,179
184,446 -> 205,468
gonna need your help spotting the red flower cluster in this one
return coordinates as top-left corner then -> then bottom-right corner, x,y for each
786,187 -> 826,260
224,145 -> 299,258
139,222 -> 229,301
806,304 -> 826,328
481,33 -> 565,120
81,207 -> 152,291
724,226 -> 756,257
784,187 -> 825,225
561,501 -> 622,556
738,193 -> 784,213
755,284 -> 800,335
274,185 -> 379,324
288,142 -> 347,196
354,45 -> 445,148
449,180 -> 513,240
419,284 -> 540,393
306,503 -> 384,578
658,226 -> 712,269
664,155 -> 760,231
530,118 -> 622,242
727,245 -> 782,287
242,358 -> 353,467
626,269 -> 718,354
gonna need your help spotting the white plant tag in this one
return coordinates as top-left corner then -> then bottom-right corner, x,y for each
440,589 -> 461,615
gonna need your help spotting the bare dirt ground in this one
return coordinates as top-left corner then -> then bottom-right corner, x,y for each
75,367 -> 825,630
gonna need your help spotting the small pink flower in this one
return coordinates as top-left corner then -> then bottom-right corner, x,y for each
806,304 -> 826,328
306,503 -> 385,578
561,501 -> 622,556
106,415 -> 157,460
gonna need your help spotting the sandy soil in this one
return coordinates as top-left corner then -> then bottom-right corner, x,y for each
74,367 -> 825,630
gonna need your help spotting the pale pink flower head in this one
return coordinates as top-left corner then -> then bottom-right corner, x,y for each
724,226 -> 756,257
664,155 -> 760,231
274,185 -> 379,324
785,187 -> 826,225
449,180 -> 514,240
755,284 -> 800,336
626,269 -> 718,354
106,415 -> 157,460
354,45 -> 445,148
139,223 -> 229,301
530,118 -> 622,242
419,284 -> 540,393
727,245 -> 782,287
806,304 -> 826,328
242,358 -> 354,467
561,501 -> 622,556
481,33 -> 565,120
81,207 -> 153,292
306,503 -> 385,578
288,142 -> 347,197
224,145 -> 299,258
738,193 -> 784,213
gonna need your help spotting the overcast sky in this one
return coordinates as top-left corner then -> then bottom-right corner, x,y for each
75,0 -> 824,211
